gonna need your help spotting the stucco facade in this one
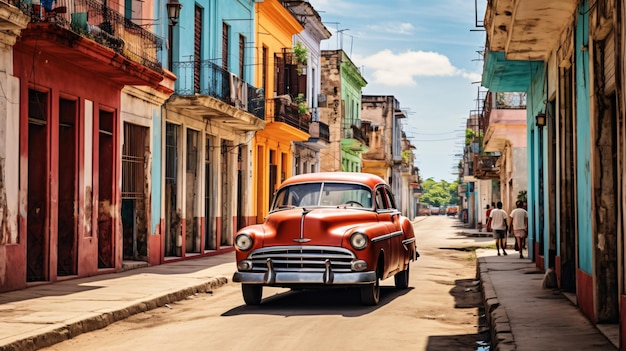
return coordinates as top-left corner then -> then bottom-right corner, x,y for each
319,50 -> 368,173
0,0 -> 29,291
164,0 -> 263,260
253,0 -> 308,222
482,0 -> 626,346
6,0 -> 166,291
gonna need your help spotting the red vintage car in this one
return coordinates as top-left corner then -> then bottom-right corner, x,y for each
232,172 -> 419,306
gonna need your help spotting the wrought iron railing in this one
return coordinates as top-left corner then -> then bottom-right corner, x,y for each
266,98 -> 310,133
13,0 -> 163,73
172,59 -> 265,120
308,121 -> 329,143
473,155 -> 499,179
342,120 -> 368,145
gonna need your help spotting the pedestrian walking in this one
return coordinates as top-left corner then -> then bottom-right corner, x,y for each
509,200 -> 528,258
490,201 -> 508,256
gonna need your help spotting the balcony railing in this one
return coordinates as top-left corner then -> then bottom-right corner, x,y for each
308,121 -> 330,143
494,92 -> 526,109
342,120 -> 369,145
172,60 -> 265,120
266,98 -> 310,133
474,155 -> 500,179
14,0 -> 163,73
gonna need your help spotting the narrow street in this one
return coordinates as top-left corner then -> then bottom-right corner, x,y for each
42,216 -> 493,351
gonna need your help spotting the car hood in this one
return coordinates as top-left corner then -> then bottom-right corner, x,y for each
262,208 -> 378,247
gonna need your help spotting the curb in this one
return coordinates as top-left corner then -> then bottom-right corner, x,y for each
0,276 -> 229,351
477,257 -> 516,351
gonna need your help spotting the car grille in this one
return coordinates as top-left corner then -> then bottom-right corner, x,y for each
247,246 -> 355,272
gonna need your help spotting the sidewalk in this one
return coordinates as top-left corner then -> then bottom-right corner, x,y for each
474,241 -> 618,350
0,252 -> 235,351
0,225 -> 619,351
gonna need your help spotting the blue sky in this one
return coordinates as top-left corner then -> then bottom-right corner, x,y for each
308,0 -> 486,182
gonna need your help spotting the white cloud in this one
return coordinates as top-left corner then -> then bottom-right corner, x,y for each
366,22 -> 415,35
353,49 -> 480,87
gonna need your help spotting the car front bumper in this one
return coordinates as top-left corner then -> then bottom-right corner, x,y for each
232,258 -> 376,286
233,270 -> 376,286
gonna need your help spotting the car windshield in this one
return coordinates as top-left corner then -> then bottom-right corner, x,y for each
271,182 -> 373,210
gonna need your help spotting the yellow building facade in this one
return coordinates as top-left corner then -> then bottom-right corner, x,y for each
254,0 -> 309,222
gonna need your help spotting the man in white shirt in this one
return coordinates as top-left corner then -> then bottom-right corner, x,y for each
509,200 -> 529,258
489,201 -> 508,256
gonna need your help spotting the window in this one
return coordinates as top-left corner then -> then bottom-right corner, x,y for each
222,22 -> 229,70
239,34 -> 245,79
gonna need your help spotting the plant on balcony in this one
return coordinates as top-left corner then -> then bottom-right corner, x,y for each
293,42 -> 307,64
294,93 -> 309,116
293,42 -> 307,75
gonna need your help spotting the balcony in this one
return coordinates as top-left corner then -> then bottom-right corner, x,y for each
482,0 -> 577,91
167,60 -> 265,132
307,120 -> 329,143
14,0 -> 164,86
474,155 -> 500,180
341,120 -> 369,152
264,97 -> 310,135
484,0 -> 578,61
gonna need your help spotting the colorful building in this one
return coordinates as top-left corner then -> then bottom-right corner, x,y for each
5,0 -> 168,291
282,0 -> 332,176
319,49 -> 368,173
361,95 -> 413,217
163,0 -> 264,260
0,0 -> 29,291
482,0 -> 626,347
253,0 -> 309,222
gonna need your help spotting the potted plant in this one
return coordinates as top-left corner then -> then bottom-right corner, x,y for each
293,42 -> 307,75
294,93 -> 308,112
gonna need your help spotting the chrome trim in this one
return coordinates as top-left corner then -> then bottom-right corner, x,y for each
323,259 -> 334,284
371,231 -> 403,243
233,270 -> 377,285
264,258 -> 276,284
402,237 -> 416,252
402,238 -> 416,245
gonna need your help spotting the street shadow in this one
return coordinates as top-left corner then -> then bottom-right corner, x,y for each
422,278 -> 490,350
426,333 -> 490,351
222,285 -> 413,318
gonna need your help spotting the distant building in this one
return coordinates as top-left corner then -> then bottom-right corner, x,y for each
318,50 -> 368,172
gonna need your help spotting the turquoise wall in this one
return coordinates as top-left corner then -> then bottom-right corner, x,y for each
526,63 -> 547,263
152,109 -> 162,235
576,0 -> 593,274
175,0 -> 255,80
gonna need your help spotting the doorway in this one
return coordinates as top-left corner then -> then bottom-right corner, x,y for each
186,129 -> 200,254
27,89 -> 49,282
97,110 -> 115,268
121,123 -> 148,261
164,123 -> 181,257
57,98 -> 78,276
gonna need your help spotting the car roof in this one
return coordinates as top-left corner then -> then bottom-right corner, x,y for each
279,172 -> 387,190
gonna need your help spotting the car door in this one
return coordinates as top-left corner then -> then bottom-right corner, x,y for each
375,186 -> 403,274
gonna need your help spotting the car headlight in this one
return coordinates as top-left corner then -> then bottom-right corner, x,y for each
235,233 -> 253,251
350,232 -> 368,250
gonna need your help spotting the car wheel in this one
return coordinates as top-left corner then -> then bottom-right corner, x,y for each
394,263 -> 410,289
242,284 -> 263,305
360,271 -> 380,306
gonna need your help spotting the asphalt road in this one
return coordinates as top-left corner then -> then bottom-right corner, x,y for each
42,215 -> 494,351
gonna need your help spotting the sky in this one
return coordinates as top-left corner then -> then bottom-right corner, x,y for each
307,0 -> 487,182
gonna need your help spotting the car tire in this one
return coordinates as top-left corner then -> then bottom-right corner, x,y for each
360,271 -> 380,306
242,284 -> 263,305
394,263 -> 410,289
